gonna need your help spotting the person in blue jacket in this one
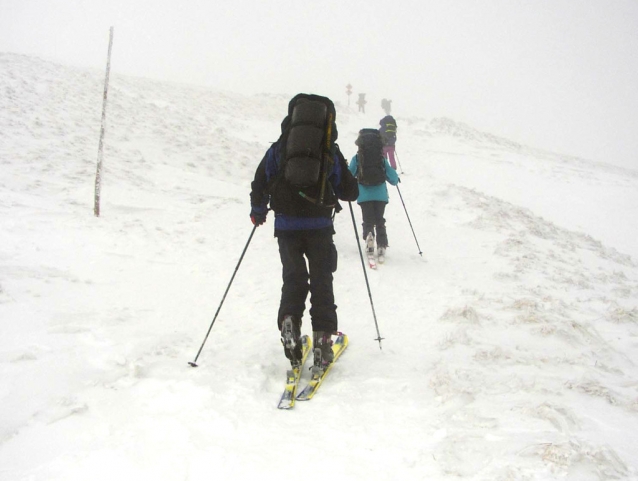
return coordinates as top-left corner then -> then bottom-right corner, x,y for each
250,94 -> 359,370
348,143 -> 400,257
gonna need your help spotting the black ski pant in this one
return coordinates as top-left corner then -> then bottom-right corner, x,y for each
360,201 -> 388,248
277,231 -> 338,334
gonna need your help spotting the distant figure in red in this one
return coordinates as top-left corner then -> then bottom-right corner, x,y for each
357,93 -> 367,113
379,115 -> 397,169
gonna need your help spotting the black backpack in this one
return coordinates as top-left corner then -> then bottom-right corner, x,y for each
356,128 -> 386,186
269,94 -> 339,215
379,115 -> 397,145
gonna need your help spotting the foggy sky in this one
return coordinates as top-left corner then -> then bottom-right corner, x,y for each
1,0 -> 637,169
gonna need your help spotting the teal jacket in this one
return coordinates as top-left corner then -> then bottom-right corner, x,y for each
348,155 -> 400,204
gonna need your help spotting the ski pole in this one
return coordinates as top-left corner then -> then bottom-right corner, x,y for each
396,185 -> 423,256
395,150 -> 404,174
348,202 -> 384,349
188,224 -> 258,367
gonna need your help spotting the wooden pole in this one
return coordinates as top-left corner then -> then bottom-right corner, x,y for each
94,26 -> 114,217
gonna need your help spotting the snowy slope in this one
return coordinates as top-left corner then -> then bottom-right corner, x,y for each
1,53 -> 638,481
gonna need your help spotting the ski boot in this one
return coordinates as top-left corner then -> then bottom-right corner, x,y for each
281,315 -> 302,368
377,245 -> 386,263
365,232 -> 375,256
312,331 -> 334,374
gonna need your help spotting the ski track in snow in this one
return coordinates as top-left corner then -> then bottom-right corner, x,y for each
1,53 -> 638,480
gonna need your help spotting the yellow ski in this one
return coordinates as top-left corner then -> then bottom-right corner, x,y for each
296,333 -> 348,401
277,335 -> 312,409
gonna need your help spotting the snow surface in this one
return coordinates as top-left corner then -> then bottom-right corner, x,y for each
1,52 -> 638,480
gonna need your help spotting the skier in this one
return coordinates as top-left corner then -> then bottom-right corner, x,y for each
381,98 -> 392,115
348,129 -> 400,262
357,93 -> 367,113
379,114 -> 398,169
250,94 -> 359,372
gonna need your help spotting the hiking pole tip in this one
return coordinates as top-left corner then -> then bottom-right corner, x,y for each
188,361 -> 198,368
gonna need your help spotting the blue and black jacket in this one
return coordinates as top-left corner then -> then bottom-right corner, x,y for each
250,141 -> 358,235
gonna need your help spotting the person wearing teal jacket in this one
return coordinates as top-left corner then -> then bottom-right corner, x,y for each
348,153 -> 400,254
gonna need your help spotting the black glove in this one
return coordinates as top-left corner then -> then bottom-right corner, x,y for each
250,206 -> 267,226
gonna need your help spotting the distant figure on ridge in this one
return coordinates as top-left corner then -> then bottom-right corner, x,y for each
357,93 -> 367,113
381,98 -> 392,115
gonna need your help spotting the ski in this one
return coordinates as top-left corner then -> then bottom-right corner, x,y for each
277,335 -> 312,410
296,333 -> 348,401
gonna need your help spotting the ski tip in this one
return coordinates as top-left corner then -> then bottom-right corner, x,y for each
188,361 -> 198,368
